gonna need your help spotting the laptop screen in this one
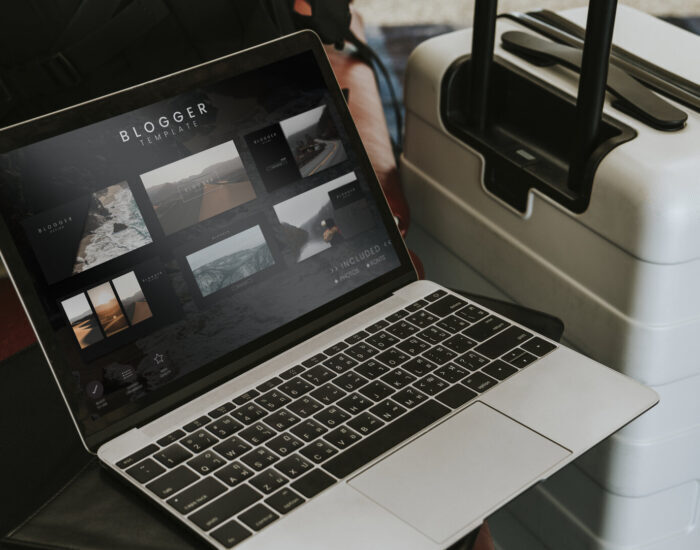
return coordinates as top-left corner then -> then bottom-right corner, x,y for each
0,38 -> 412,442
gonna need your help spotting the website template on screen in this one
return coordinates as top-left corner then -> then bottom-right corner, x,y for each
0,51 -> 400,434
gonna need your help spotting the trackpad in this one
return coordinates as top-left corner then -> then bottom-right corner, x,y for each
349,402 -> 570,543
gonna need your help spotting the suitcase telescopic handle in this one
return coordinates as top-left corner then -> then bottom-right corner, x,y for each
469,0 -> 621,195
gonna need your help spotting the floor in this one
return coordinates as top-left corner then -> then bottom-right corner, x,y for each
354,0 -> 700,25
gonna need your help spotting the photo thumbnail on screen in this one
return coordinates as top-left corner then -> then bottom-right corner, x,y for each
61,293 -> 104,350
273,172 -> 375,263
186,225 -> 275,298
112,271 -> 153,326
23,181 -> 153,285
140,140 -> 256,236
87,283 -> 129,338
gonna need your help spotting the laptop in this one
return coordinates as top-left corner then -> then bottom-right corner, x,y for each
0,31 -> 657,549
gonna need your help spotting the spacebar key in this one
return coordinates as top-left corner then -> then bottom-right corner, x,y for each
323,400 -> 450,478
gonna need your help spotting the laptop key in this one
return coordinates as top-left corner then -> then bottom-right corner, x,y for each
279,377 -> 314,398
337,393 -> 373,415
375,348 -> 411,368
365,331 -> 399,350
126,458 -> 165,484
347,412 -> 385,435
463,316 -> 510,342
521,337 -> 557,357
392,387 -> 427,409
510,351 -> 538,368
385,320 -> 419,339
239,423 -> 275,446
437,315 -> 469,334
167,477 -> 226,514
263,409 -> 300,431
265,488 -> 305,515
401,357 -> 436,377
291,419 -> 327,442
209,403 -> 235,419
188,451 -> 226,475
482,360 -> 518,381
256,377 -> 283,393
397,337 -> 430,356
233,390 -> 259,406
381,368 -> 417,390
180,430 -> 217,454
146,465 -> 198,499
443,334 -> 478,354
425,295 -> 467,317
232,403 -> 268,425
287,395 -> 323,418
300,439 -> 339,463
302,365 -> 336,386
434,363 -> 469,383
266,432 -> 304,457
256,389 -> 291,411
365,319 -> 389,333
355,359 -> 390,380
323,400 -> 450,478
424,289 -> 447,302
280,365 -> 304,380
156,431 -> 185,448
333,371 -> 368,392
215,462 -> 254,487
250,469 -> 288,495
414,374 -> 448,396
405,310 -> 439,329
422,345 -> 457,365
358,380 -> 395,402
474,326 -> 532,359
211,520 -> 252,548
190,484 -> 261,532
213,436 -> 251,461
206,416 -> 244,439
310,383 -> 346,405
405,299 -> 428,312
239,503 -> 279,532
462,371 -> 498,393
323,341 -> 348,357
456,304 -> 488,323
345,330 -> 369,345
301,353 -> 327,368
370,399 -> 407,422
455,351 -> 489,371
385,309 -> 409,323
153,444 -> 192,468
435,385 -> 478,409
183,415 -> 210,432
344,342 -> 379,362
324,425 -> 361,449
240,448 -> 279,471
275,454 -> 313,478
323,353 -> 358,374
291,469 -> 336,498
416,326 -> 450,345
314,405 -> 350,428
502,348 -> 526,363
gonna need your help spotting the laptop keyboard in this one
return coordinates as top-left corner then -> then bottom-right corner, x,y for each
114,290 -> 557,548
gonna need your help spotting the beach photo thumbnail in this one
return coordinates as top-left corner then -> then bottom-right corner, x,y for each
273,172 -> 374,263
61,293 -> 104,349
141,140 -> 256,236
112,271 -> 153,326
279,104 -> 348,177
186,225 -> 275,298
87,282 -> 129,338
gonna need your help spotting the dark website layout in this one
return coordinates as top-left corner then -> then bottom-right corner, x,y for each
0,52 -> 400,434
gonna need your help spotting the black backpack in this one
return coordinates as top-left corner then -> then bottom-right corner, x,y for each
0,0 -> 358,127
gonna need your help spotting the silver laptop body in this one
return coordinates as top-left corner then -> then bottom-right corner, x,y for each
0,31 -> 657,549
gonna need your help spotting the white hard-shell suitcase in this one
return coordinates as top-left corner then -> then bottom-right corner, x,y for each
400,3 -> 700,549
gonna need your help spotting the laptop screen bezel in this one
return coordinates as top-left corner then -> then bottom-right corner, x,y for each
0,30 -> 417,452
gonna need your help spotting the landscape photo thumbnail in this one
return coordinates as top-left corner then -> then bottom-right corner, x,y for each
112,271 -> 153,326
141,140 -> 256,236
61,293 -> 104,349
73,181 -> 153,276
186,225 -> 275,298
279,104 -> 348,177
87,282 -> 129,338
